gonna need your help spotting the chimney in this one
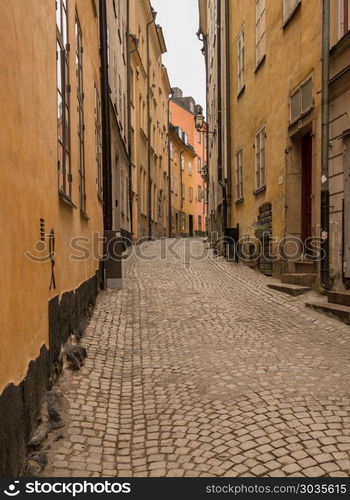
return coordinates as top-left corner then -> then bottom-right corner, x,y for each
171,87 -> 183,99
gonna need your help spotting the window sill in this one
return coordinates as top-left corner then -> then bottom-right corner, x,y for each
237,85 -> 246,99
80,209 -> 90,221
255,55 -> 266,74
235,197 -> 244,205
282,1 -> 301,29
59,191 -> 77,209
253,185 -> 266,196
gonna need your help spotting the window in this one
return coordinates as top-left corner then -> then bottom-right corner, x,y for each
181,155 -> 185,171
121,168 -> 125,215
255,0 -> 266,66
76,15 -> 85,211
283,0 -> 300,23
290,77 -> 313,123
339,0 -> 350,38
182,132 -> 188,144
95,85 -> 103,199
235,149 -> 244,200
189,187 -> 193,202
56,0 -> 71,197
198,185 -> 203,201
181,213 -> 186,231
197,157 -> 202,173
189,161 -> 193,176
255,128 -> 266,190
130,69 -> 134,105
198,131 -> 202,144
182,183 -> 185,200
237,26 -> 245,93
113,0 -> 118,18
107,25 -> 110,68
170,142 -> 173,160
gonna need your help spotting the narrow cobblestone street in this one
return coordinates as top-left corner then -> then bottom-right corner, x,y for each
45,239 -> 350,478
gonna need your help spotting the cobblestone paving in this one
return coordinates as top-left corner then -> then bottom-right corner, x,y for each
45,239 -> 350,477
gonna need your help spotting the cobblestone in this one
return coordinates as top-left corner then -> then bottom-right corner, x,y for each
44,239 -> 350,477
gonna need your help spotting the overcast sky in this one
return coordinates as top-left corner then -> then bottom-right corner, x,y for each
151,0 -> 206,109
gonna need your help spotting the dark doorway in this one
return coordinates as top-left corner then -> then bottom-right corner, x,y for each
301,134 -> 313,245
175,212 -> 179,234
189,215 -> 194,237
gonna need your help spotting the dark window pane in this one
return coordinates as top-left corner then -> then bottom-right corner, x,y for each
57,46 -> 62,93
58,142 -> 64,191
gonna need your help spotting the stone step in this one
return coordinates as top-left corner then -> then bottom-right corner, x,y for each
267,283 -> 311,297
294,261 -> 317,274
328,291 -> 350,307
281,273 -> 317,286
305,301 -> 350,325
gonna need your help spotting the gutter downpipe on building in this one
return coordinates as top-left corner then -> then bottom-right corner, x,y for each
321,0 -> 330,290
126,1 -> 134,241
147,16 -> 155,240
168,91 -> 174,238
99,0 -> 112,233
216,0 -> 228,237
99,0 -> 114,288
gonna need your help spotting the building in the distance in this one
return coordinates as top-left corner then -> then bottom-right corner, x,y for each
169,88 -> 207,237
129,1 -> 171,240
198,0 -> 231,245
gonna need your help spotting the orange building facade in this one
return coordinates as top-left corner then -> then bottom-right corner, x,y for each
169,89 -> 207,237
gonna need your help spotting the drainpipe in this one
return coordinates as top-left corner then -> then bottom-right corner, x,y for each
99,0 -> 112,232
168,91 -> 174,238
180,150 -> 186,211
216,0 -> 228,235
147,16 -> 155,240
225,0 -> 232,229
126,0 -> 133,241
321,0 -> 330,289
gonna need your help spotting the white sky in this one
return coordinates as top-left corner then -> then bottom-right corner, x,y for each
151,0 -> 206,109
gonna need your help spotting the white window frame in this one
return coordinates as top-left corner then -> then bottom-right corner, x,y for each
338,0 -> 350,38
290,76 -> 313,124
283,0 -> 301,24
237,26 -> 245,93
235,148 -> 244,200
189,161 -> 193,176
255,0 -> 266,67
180,155 -> 185,171
189,187 -> 193,203
255,126 -> 266,191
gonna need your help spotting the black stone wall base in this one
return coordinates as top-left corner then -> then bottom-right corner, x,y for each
0,270 -> 100,477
